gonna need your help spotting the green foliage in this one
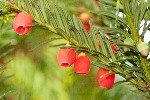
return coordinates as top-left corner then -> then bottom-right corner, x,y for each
11,0 -> 118,65
0,0 -> 150,99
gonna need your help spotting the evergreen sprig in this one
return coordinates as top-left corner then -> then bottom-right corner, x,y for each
0,0 -> 150,98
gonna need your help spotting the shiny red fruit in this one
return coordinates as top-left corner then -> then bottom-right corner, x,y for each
97,68 -> 115,89
74,56 -> 90,75
57,48 -> 76,67
13,12 -> 33,35
84,23 -> 90,32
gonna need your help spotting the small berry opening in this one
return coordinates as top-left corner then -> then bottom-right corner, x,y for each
76,72 -> 87,75
16,26 -> 26,34
61,63 -> 69,67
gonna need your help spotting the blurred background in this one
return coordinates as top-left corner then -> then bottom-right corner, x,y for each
0,0 -> 149,100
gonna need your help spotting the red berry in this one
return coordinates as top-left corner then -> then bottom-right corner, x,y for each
13,12 -> 33,35
57,48 -> 76,67
84,23 -> 90,32
74,56 -> 90,75
107,43 -> 117,56
97,68 -> 115,89
111,43 -> 117,53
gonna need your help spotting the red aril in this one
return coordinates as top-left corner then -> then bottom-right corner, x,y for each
84,23 -> 90,32
97,68 -> 115,89
13,12 -> 33,35
74,54 -> 90,75
57,48 -> 76,67
111,43 -> 117,53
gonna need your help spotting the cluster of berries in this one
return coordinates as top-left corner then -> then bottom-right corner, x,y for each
13,12 -> 115,88
57,48 -> 90,75
57,48 -> 115,88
